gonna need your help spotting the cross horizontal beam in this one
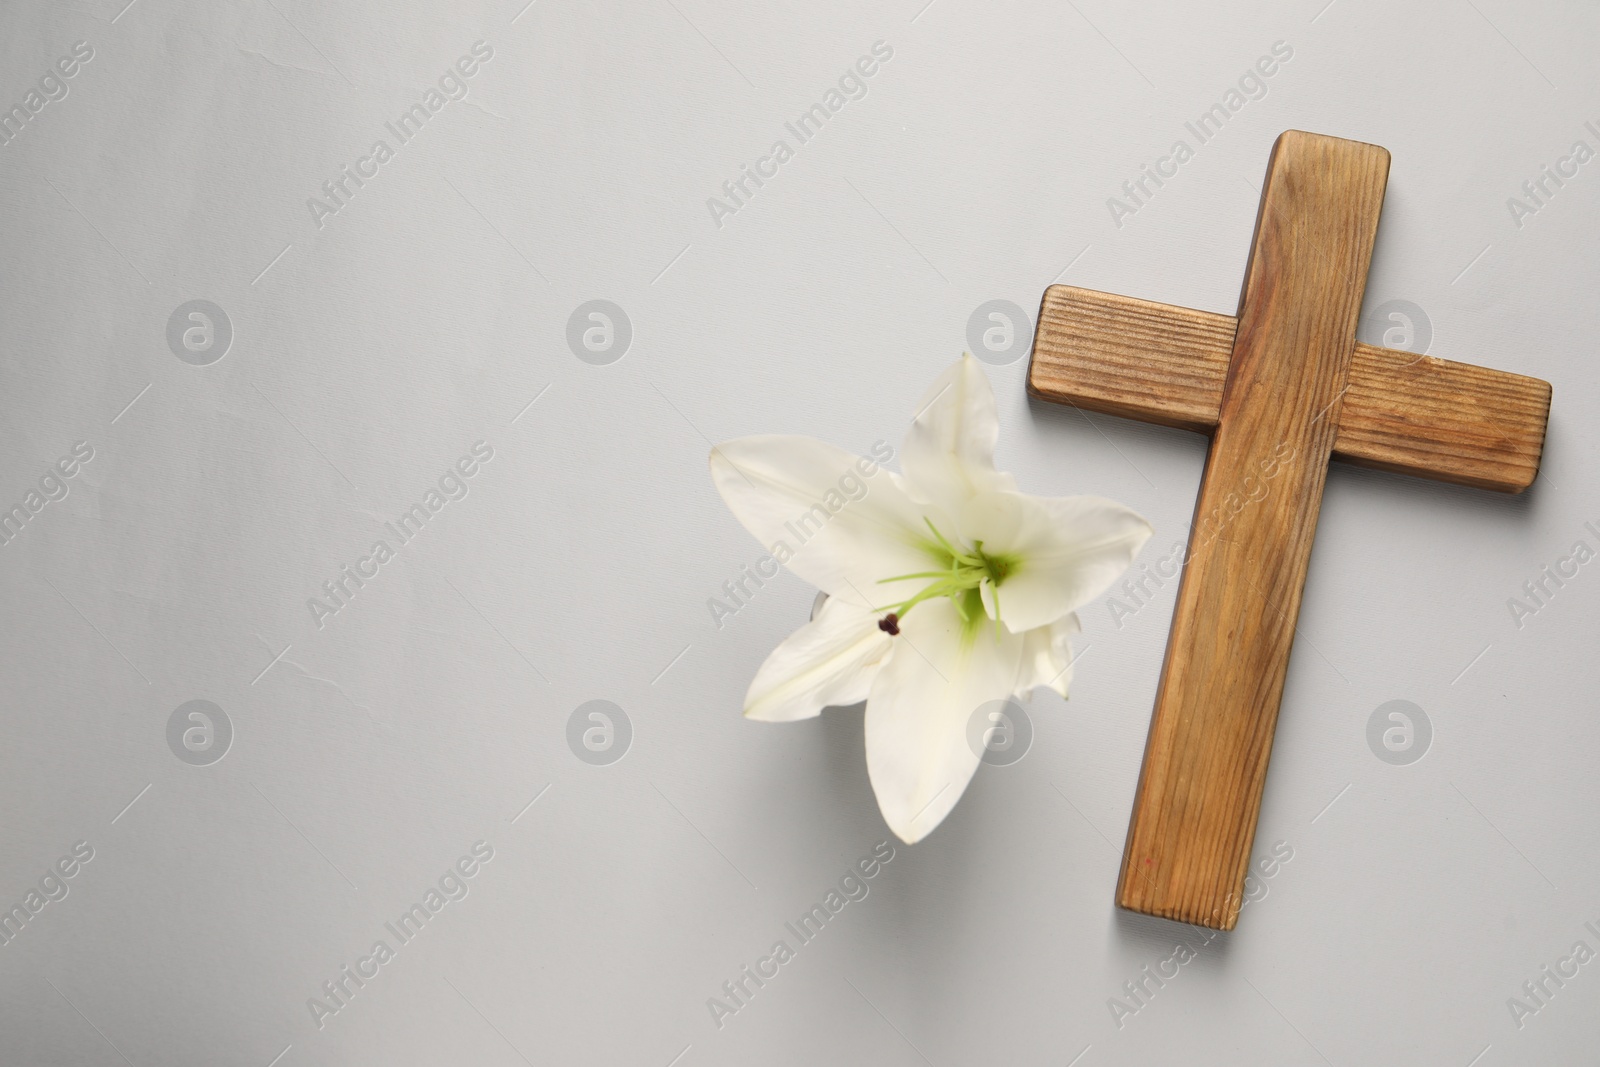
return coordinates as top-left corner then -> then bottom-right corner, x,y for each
1029,285 -> 1551,492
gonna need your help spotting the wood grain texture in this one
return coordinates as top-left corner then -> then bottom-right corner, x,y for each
1028,286 -> 1550,492
1336,343 -> 1550,491
1027,287 -> 1231,433
1117,131 -> 1392,929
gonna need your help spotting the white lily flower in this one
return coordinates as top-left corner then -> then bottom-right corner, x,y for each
710,355 -> 1151,843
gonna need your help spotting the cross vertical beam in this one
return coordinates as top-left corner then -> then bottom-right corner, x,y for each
1116,132 -> 1390,928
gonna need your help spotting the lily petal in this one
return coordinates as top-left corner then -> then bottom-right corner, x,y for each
1014,613 -> 1083,700
961,491 -> 1152,633
710,436 -> 933,608
864,597 -> 1026,843
745,596 -> 893,722
901,355 -> 1016,514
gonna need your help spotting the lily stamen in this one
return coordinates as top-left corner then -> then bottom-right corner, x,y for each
874,519 -> 1019,636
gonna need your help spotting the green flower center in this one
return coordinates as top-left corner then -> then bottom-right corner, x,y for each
876,518 -> 1020,635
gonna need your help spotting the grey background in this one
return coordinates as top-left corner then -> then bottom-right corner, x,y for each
0,0 -> 1595,1063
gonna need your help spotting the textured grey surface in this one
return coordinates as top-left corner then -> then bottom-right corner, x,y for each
0,0 -> 1596,1064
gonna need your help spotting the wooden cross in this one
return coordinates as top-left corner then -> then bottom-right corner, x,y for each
1027,131 -> 1551,930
